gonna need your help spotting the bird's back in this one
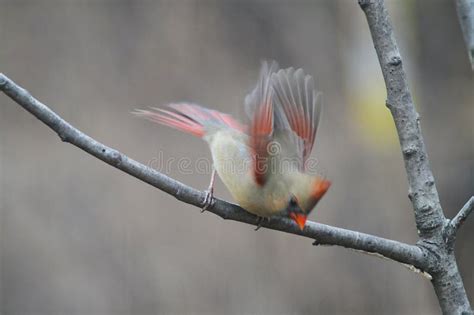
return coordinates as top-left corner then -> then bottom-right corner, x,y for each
207,129 -> 292,217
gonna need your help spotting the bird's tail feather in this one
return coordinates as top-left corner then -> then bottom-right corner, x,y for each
133,103 -> 245,138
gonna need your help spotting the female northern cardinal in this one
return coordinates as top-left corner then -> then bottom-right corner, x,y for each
134,61 -> 330,230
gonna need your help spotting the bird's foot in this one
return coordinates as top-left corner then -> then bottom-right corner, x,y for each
254,216 -> 269,231
201,168 -> 216,213
201,187 -> 215,212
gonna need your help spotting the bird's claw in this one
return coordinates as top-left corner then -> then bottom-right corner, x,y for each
254,216 -> 269,231
201,188 -> 215,212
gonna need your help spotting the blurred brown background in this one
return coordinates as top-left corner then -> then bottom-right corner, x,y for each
0,0 -> 472,314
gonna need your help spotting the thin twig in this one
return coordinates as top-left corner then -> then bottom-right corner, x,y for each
456,0 -> 474,70
451,196 -> 474,231
0,72 -> 427,270
445,196 -> 474,244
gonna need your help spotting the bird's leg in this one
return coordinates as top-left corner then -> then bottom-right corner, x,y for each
254,216 -> 269,231
201,167 -> 216,212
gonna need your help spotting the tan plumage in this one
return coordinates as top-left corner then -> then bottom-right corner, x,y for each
134,61 -> 330,229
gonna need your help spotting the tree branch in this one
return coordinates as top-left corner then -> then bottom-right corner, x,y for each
450,196 -> 474,231
359,0 -> 472,313
0,73 -> 427,271
359,0 -> 446,239
445,196 -> 474,245
455,0 -> 474,70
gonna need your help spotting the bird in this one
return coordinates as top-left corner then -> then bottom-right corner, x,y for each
134,61 -> 330,230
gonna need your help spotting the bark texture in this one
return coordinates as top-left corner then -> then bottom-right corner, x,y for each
359,0 -> 472,313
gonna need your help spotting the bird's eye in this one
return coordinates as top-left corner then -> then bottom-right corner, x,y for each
289,196 -> 298,206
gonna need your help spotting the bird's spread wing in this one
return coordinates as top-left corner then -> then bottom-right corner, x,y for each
245,61 -> 323,184
244,61 -> 278,186
271,66 -> 322,170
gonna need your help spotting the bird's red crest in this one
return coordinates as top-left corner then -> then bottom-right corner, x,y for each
312,178 -> 331,200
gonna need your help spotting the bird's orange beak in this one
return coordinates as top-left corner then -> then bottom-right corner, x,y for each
289,213 -> 307,230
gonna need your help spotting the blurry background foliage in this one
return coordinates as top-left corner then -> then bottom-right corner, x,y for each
0,0 -> 472,314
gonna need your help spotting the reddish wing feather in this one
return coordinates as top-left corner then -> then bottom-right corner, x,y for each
251,100 -> 273,186
248,61 -> 278,186
271,68 -> 321,168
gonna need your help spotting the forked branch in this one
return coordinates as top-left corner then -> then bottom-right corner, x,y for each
445,196 -> 474,246
0,73 -> 427,270
359,0 -> 472,313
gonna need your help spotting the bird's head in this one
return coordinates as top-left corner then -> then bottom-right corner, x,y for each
286,195 -> 307,230
286,176 -> 331,230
